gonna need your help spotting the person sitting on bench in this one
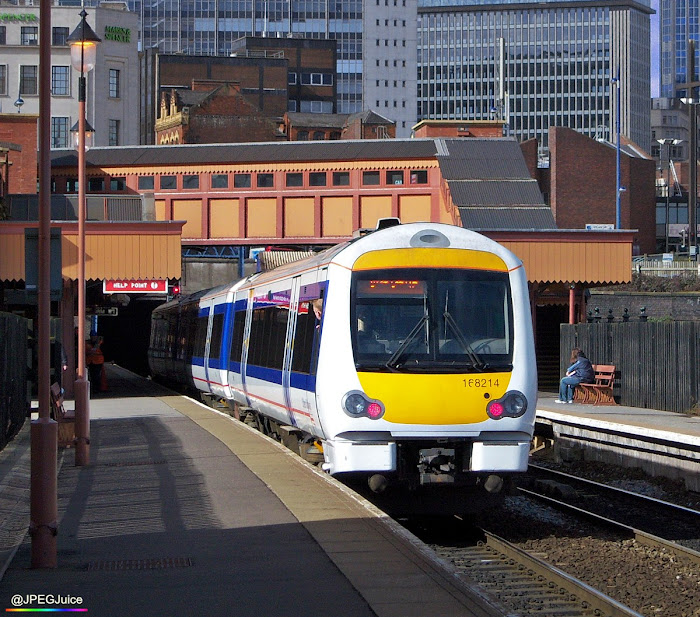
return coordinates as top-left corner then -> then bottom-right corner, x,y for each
556,347 -> 594,404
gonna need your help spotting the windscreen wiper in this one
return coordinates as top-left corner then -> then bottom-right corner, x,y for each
385,314 -> 428,370
443,311 -> 486,371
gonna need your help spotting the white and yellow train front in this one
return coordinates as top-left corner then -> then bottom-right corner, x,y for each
314,223 -> 537,489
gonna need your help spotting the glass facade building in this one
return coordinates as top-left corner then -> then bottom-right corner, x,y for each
659,0 -> 700,97
417,0 -> 652,151
127,0 -> 365,115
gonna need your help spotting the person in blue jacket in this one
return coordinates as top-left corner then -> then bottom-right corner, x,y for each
556,347 -> 595,403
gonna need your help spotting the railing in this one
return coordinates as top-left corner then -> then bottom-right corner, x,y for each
632,258 -> 700,277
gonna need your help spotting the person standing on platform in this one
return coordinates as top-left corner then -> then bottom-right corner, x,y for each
86,334 -> 107,392
556,347 -> 594,404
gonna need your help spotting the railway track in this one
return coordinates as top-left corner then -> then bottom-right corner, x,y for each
519,463 -> 700,554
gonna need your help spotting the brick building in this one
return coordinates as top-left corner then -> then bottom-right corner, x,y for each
281,110 -> 396,141
0,114 -> 38,197
155,81 -> 283,145
526,127 -> 656,255
411,120 -> 506,139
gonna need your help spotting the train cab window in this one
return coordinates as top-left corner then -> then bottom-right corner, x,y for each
410,170 -> 428,184
257,173 -> 274,188
291,298 -> 322,375
183,174 -> 199,190
212,174 -> 229,189
138,176 -> 154,190
332,171 -> 350,186
286,172 -> 303,187
234,174 -> 251,188
351,270 -> 513,372
160,175 -> 177,190
209,313 -> 224,361
362,171 -> 380,186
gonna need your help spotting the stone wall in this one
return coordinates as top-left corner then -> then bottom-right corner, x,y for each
588,290 -> 700,321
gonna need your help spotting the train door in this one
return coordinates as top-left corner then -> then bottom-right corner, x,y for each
282,277 -> 301,427
227,292 -> 250,407
206,294 -> 232,400
191,305 -> 210,393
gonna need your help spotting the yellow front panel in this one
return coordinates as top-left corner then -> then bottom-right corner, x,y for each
172,199 -> 202,238
155,199 -> 166,221
357,372 -> 510,425
247,198 -> 277,237
353,248 -> 509,272
284,197 -> 315,236
210,198 -> 240,238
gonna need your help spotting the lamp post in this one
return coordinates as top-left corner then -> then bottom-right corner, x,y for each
611,68 -> 622,229
657,138 -> 683,252
67,10 -> 100,466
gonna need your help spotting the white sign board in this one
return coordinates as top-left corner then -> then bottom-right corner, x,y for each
662,253 -> 674,262
585,223 -> 615,230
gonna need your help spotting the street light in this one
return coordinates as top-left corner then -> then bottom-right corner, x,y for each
67,9 -> 100,467
657,138 -> 683,252
611,69 -> 622,229
681,97 -> 698,259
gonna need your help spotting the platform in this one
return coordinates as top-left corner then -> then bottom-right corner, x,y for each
0,365 -> 503,617
535,391 -> 700,492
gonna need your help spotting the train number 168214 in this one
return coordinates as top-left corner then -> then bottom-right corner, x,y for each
463,378 -> 499,388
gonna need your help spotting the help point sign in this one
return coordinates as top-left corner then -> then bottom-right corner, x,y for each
103,280 -> 167,294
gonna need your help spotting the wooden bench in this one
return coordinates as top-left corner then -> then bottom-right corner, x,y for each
50,382 -> 76,447
575,364 -> 617,406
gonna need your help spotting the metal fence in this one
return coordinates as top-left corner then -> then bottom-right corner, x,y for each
561,321 -> 700,414
0,312 -> 29,449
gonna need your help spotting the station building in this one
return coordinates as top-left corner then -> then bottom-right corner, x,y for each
0,136 -> 636,388
0,1 -> 139,147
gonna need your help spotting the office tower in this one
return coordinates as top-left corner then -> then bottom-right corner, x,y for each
417,0 -> 652,151
659,0 -> 700,97
128,0 -> 417,137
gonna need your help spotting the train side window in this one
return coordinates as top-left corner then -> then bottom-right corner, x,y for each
194,315 -> 208,358
209,313 -> 224,361
291,300 -> 320,375
230,310 -> 246,363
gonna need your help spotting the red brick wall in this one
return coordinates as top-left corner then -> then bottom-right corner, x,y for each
549,127 -> 656,253
0,114 -> 38,195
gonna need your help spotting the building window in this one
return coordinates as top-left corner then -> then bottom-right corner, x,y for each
211,174 -> 228,189
88,177 -> 105,191
233,174 -> 251,188
286,172 -> 303,187
51,66 -> 70,96
297,130 -> 309,141
66,178 -> 78,193
309,172 -> 326,186
387,170 -> 404,185
313,131 -> 325,140
50,117 -> 69,148
300,100 -> 333,113
410,170 -> 428,184
110,177 -> 126,191
108,119 -> 120,146
183,174 -> 199,189
138,176 -> 154,190
287,100 -> 297,112
160,175 -> 177,190
301,72 -> 333,86
21,27 -> 38,46
19,66 -> 38,95
288,72 -> 297,85
0,26 -> 6,45
257,173 -> 274,188
109,69 -> 120,98
332,172 -> 349,186
0,65 -> 6,95
362,171 -> 380,186
52,27 -> 69,46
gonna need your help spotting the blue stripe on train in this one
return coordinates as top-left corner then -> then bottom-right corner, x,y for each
226,362 -> 316,392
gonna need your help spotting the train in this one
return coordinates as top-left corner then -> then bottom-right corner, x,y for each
148,221 -> 538,515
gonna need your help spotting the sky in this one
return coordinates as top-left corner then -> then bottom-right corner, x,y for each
651,0 -> 660,97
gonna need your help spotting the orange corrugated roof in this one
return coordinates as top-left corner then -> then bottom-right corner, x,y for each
0,222 -> 183,282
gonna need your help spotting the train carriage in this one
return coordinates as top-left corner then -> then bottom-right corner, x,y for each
149,222 -> 537,514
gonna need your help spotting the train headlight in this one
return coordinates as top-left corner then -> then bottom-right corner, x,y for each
342,390 -> 385,420
486,390 -> 528,420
